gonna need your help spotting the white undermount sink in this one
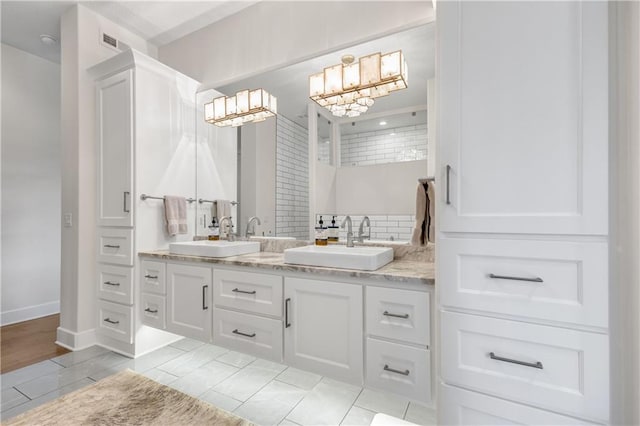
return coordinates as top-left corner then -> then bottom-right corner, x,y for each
169,240 -> 260,258
284,245 -> 394,271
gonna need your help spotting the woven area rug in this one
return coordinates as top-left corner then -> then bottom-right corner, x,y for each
3,369 -> 254,426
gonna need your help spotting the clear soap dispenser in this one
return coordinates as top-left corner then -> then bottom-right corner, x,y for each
328,215 -> 339,243
315,216 -> 328,246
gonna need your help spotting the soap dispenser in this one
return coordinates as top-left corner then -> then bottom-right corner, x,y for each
315,216 -> 328,246
328,215 -> 339,243
208,217 -> 220,241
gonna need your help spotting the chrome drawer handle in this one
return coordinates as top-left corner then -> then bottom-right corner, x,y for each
232,329 -> 256,338
383,364 -> 410,376
144,274 -> 158,279
383,311 -> 409,319
488,273 -> 543,283
104,244 -> 120,249
232,288 -> 257,295
103,318 -> 119,325
104,281 -> 120,286
489,352 -> 543,369
144,308 -> 158,314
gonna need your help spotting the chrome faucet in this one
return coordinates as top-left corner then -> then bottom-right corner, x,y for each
219,216 -> 235,241
341,216 -> 354,247
245,216 -> 261,238
357,216 -> 371,243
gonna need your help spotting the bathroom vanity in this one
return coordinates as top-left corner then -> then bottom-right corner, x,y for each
136,246 -> 435,405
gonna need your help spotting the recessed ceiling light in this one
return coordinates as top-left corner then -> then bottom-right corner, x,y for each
379,121 -> 387,126
40,34 -> 58,46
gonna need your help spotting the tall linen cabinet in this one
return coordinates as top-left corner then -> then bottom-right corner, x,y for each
90,50 -> 198,356
436,1 -> 610,424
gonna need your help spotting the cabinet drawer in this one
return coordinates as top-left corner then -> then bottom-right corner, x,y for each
440,237 -> 608,328
141,293 -> 166,330
441,311 -> 609,421
366,287 -> 429,346
439,384 -> 600,425
97,264 -> 133,305
98,228 -> 133,266
366,338 -> 431,404
214,269 -> 282,317
97,300 -> 133,344
141,260 -> 166,295
213,308 -> 283,362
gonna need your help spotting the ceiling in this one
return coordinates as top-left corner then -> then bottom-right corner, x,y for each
217,23 -> 435,130
1,1 -> 258,63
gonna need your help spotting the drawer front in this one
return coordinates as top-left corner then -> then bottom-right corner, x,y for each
98,228 -> 134,266
366,338 -> 431,404
98,300 -> 133,344
213,308 -> 283,362
141,260 -> 166,295
214,269 -> 283,317
366,286 -> 430,346
440,237 -> 608,328
439,385 -> 600,425
441,311 -> 609,421
141,293 -> 166,330
97,264 -> 133,305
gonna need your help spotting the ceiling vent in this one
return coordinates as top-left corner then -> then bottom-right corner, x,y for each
100,31 -> 130,52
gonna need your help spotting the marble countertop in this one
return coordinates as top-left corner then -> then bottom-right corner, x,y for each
138,250 -> 435,286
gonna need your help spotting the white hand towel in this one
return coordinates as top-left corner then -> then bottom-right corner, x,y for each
426,181 -> 435,243
410,183 -> 427,246
164,196 -> 188,236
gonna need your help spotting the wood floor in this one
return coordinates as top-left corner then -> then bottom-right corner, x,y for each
0,314 -> 69,374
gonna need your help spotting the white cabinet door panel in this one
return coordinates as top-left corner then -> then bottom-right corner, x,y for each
96,69 -> 133,227
441,311 -> 609,422
284,277 -> 363,385
141,260 -> 167,295
439,237 -> 608,328
97,264 -> 133,305
438,1 -> 607,235
166,263 -> 212,342
213,269 -> 283,317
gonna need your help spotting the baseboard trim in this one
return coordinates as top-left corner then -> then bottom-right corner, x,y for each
1,301 -> 60,326
56,327 -> 97,351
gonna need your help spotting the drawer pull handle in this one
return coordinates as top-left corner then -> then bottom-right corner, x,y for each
488,273 -> 543,283
285,298 -> 291,328
103,318 -> 119,325
489,352 -> 543,369
202,285 -> 209,310
384,364 -> 410,376
104,244 -> 120,249
123,191 -> 130,213
232,288 -> 257,295
383,311 -> 409,319
144,308 -> 158,314
104,281 -> 120,286
144,274 -> 158,279
232,329 -> 256,338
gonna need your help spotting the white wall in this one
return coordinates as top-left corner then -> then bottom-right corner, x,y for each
335,160 -> 428,215
159,1 -> 433,87
59,4 -> 157,347
610,2 -> 640,424
1,44 -> 61,325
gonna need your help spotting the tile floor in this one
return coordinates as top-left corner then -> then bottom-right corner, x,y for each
0,339 -> 437,425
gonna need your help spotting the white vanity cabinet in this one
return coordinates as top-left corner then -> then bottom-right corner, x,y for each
166,263 -> 212,342
437,1 -> 610,424
91,49 -> 199,356
284,277 -> 363,386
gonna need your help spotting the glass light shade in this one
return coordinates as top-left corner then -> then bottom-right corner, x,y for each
360,53 -> 381,85
343,63 -> 359,89
226,96 -> 237,115
381,51 -> 402,79
204,102 -> 214,121
324,64 -> 343,95
236,90 -> 249,114
309,73 -> 324,97
213,97 -> 226,120
249,89 -> 262,110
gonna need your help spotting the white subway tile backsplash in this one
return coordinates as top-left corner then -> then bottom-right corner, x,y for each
341,123 -> 427,166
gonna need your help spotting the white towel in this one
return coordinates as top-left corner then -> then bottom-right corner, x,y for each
410,183 -> 427,246
426,181 -> 436,243
164,196 -> 188,236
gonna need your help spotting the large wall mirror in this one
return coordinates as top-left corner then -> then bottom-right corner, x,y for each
194,22 -> 435,241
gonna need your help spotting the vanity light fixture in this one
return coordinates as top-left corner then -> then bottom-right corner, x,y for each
309,50 -> 408,118
204,89 -> 277,127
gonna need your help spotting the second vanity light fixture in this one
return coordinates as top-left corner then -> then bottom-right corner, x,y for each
205,89 -> 277,127
309,50 -> 408,118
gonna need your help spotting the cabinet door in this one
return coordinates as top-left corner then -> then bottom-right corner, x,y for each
437,1 -> 607,235
96,69 -> 133,227
166,263 -> 212,342
284,278 -> 363,385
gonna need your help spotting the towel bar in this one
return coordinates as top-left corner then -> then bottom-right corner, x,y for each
140,194 -> 196,203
